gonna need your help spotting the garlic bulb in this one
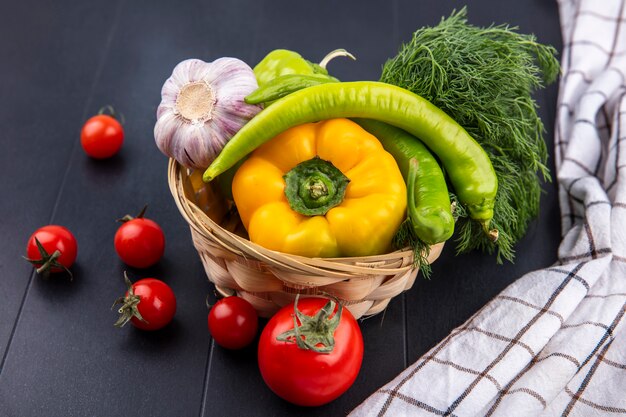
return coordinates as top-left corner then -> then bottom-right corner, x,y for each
154,57 -> 261,169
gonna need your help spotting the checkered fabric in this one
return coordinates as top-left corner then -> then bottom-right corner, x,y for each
350,0 -> 626,415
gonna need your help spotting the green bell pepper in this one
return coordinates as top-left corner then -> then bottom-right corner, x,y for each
253,48 -> 354,87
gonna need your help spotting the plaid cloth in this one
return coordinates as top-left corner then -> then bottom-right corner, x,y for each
350,0 -> 626,416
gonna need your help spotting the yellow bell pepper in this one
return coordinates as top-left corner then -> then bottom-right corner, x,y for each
232,118 -> 407,258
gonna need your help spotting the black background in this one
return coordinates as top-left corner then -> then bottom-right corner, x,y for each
0,1 -> 562,416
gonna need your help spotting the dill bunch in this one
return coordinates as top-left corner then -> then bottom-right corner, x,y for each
393,219 -> 433,278
381,8 -> 559,263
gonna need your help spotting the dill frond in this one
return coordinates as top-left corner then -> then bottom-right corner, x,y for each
381,8 -> 559,263
392,219 -> 432,278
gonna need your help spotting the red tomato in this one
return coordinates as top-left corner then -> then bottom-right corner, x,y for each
113,275 -> 176,331
25,225 -> 77,277
258,297 -> 364,407
80,114 -> 124,159
208,296 -> 258,349
114,207 -> 165,268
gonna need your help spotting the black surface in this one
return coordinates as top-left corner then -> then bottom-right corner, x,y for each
0,1 -> 562,416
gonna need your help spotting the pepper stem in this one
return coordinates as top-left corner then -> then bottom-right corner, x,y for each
318,49 -> 356,69
283,157 -> 350,216
486,225 -> 499,242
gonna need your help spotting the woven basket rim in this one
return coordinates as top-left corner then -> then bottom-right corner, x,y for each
167,158 -> 438,278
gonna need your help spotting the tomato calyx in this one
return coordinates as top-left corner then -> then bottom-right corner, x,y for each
117,204 -> 148,223
23,237 -> 73,280
112,272 -> 149,328
276,294 -> 343,354
98,104 -> 125,125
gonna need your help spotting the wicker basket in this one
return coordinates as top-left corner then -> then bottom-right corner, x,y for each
168,159 -> 444,319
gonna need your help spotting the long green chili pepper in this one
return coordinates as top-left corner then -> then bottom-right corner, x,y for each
245,74 -> 338,105
353,119 -> 453,245
203,81 -> 498,236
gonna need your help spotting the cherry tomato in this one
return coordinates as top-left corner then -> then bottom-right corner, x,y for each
258,296 -> 364,407
114,206 -> 165,268
113,274 -> 176,331
208,296 -> 258,349
80,114 -> 124,159
25,225 -> 77,277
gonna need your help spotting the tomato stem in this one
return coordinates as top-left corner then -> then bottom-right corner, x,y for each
98,105 -> 126,125
23,237 -> 73,280
112,272 -> 149,328
276,294 -> 342,354
35,249 -> 61,274
117,205 -> 149,223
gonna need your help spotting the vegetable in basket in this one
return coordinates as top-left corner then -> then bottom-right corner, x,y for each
204,81 -> 498,238
252,48 -> 354,88
231,118 -> 407,258
154,57 -> 262,169
245,73 -> 338,105
354,119 -> 454,245
379,8 -> 559,262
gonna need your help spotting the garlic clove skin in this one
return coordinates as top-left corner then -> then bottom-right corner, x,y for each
154,57 -> 262,169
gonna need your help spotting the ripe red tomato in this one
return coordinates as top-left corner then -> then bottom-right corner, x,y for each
80,114 -> 124,159
258,296 -> 364,407
208,296 -> 258,349
25,225 -> 77,277
114,207 -> 165,268
113,274 -> 176,331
